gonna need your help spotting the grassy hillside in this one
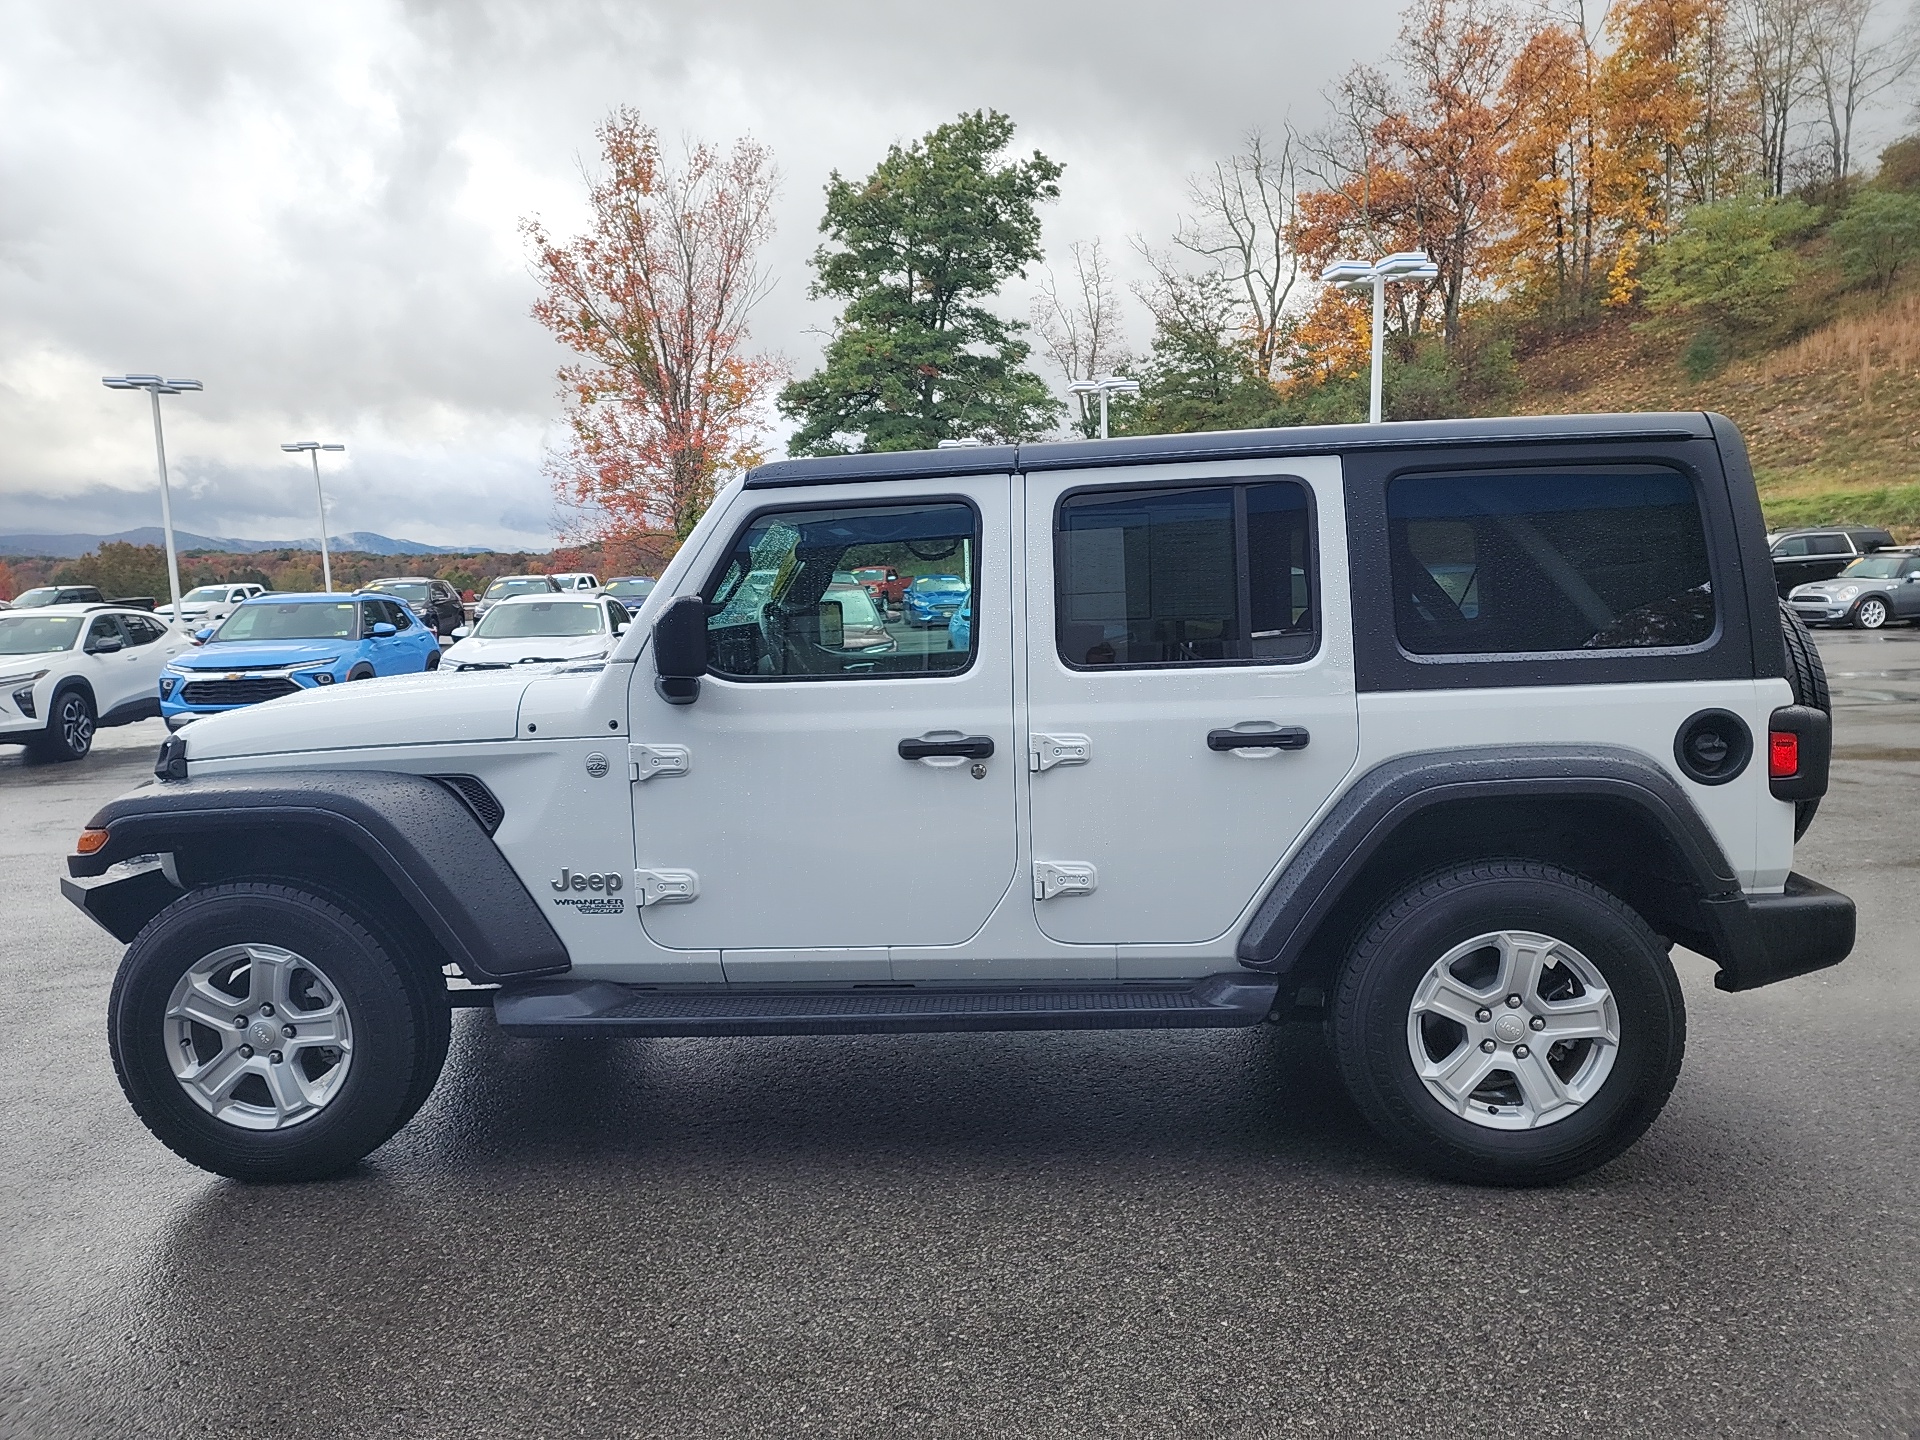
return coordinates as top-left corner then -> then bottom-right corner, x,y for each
1509,282 -> 1920,537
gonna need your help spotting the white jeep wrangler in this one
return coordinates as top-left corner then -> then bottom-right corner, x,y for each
67,413 -> 1853,1185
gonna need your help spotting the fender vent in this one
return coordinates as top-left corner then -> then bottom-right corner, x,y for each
429,774 -> 504,834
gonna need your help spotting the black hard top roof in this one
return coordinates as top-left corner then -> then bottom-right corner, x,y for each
743,412 -> 1719,489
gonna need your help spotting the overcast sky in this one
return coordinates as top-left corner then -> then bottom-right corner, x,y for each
1,0 -> 1910,551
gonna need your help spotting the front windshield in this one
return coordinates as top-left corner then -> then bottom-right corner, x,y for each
910,576 -> 968,593
0,614 -> 82,654
215,602 -> 359,641
1840,556 -> 1904,579
10,588 -> 66,608
604,578 -> 654,599
182,586 -> 231,603
474,601 -> 604,639
485,577 -> 552,600
369,582 -> 430,603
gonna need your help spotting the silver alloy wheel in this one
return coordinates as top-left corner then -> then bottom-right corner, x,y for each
1406,929 -> 1620,1131
1857,596 -> 1888,629
57,692 -> 93,755
164,943 -> 354,1131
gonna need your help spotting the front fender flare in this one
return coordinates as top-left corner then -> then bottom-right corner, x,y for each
64,769 -> 568,983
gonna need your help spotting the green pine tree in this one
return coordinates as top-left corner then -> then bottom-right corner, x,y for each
779,111 -> 1064,454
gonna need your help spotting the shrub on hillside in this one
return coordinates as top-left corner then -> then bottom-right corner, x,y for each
1640,192 -> 1815,332
1879,135 -> 1920,193
1830,190 -> 1920,294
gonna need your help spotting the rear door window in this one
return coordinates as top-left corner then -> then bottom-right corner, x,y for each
1054,480 -> 1315,668
1388,467 -> 1714,655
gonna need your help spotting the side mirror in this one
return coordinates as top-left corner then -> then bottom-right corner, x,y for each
818,598 -> 845,649
652,594 -> 706,705
371,622 -> 397,638
193,627 -> 215,644
613,621 -> 629,636
451,625 -> 470,639
87,635 -> 124,654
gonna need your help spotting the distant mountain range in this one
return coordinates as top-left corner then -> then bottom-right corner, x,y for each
0,527 -> 515,558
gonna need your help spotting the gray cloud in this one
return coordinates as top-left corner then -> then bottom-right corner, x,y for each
8,0 -> 1904,548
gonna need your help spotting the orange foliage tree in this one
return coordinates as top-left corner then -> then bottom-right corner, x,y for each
525,110 -> 783,550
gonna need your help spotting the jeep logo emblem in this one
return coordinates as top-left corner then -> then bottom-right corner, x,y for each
552,868 -> 623,894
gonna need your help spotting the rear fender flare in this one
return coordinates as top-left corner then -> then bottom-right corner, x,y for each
1237,744 -> 1741,978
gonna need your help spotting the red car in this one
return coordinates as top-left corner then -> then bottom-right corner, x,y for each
850,566 -> 912,611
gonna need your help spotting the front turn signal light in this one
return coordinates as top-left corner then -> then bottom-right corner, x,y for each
75,828 -> 110,855
1768,731 -> 1800,779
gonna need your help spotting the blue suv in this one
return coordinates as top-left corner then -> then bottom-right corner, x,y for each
160,592 -> 440,729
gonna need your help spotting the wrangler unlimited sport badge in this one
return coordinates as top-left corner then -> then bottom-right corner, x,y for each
550,868 -> 624,915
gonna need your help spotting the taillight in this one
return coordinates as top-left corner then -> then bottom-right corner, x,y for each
1769,730 -> 1800,779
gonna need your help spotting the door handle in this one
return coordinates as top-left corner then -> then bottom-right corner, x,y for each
1207,726 -> 1310,752
898,733 -> 995,760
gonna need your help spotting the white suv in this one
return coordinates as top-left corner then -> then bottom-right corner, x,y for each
65,414 -> 1852,1185
1,605 -> 187,760
155,583 -> 266,628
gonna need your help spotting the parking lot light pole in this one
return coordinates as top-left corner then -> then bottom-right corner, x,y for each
101,375 -> 202,628
1067,375 -> 1142,440
1318,252 -> 1440,424
281,442 -> 346,592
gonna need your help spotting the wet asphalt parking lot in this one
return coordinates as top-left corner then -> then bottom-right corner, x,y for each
1,630 -> 1916,1438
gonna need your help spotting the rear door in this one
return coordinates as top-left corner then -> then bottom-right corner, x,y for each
1022,458 -> 1360,946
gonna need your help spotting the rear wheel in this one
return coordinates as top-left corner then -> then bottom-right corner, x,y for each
1330,860 -> 1685,1186
108,883 -> 438,1181
424,650 -> 441,671
1778,600 -> 1829,839
32,686 -> 94,762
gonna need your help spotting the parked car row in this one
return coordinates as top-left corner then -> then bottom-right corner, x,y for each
1787,547 -> 1920,629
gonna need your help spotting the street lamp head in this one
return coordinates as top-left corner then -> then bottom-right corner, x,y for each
1373,250 -> 1438,281
321,444 -> 345,452
1068,381 -> 1099,396
281,441 -> 317,452
1320,259 -> 1376,286
103,374 -> 202,394
1097,376 -> 1141,395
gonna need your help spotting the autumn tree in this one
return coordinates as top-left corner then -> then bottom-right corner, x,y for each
779,111 -> 1063,453
1032,238 -> 1134,438
0,558 -> 17,601
1174,130 -> 1305,381
1807,0 -> 1920,183
1128,261 -> 1280,434
525,109 -> 782,547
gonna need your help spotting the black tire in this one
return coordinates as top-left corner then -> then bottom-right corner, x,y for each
31,685 -> 95,762
1330,860 -> 1685,1186
346,664 -> 375,681
1778,599 -> 1828,839
424,650 -> 441,671
108,883 -> 435,1181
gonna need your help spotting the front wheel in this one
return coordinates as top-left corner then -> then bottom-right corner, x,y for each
33,686 -> 95,762
1329,860 -> 1685,1186
1853,596 -> 1889,630
108,883 -> 438,1181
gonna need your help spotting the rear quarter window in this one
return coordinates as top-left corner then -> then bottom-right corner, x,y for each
1388,467 -> 1714,655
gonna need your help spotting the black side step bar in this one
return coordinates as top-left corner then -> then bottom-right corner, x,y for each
494,973 -> 1279,1038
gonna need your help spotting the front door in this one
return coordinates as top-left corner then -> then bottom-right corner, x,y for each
631,480 -> 1018,967
1023,459 -> 1360,946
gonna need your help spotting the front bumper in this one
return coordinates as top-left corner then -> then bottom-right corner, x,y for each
1700,872 -> 1855,991
1788,600 -> 1850,625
